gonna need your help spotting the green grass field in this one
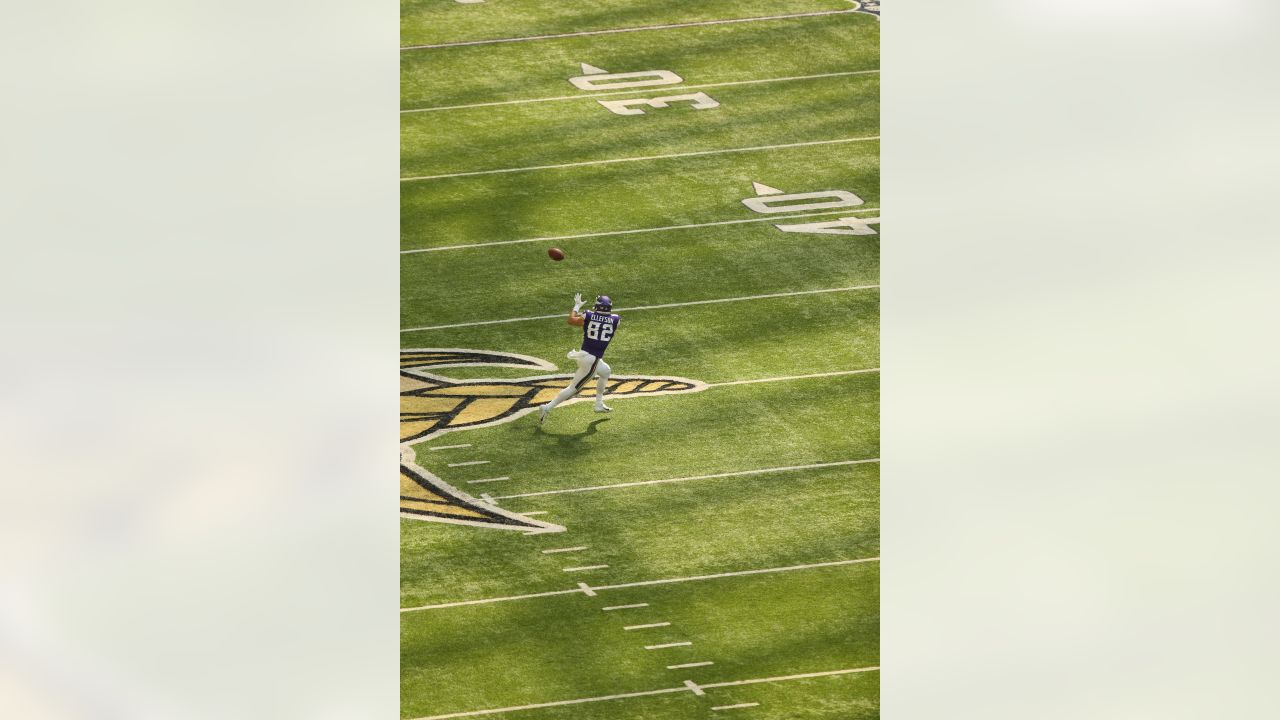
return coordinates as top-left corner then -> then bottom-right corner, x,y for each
401,2 -> 878,718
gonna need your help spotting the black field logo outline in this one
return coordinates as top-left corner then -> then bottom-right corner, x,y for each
851,1 -> 880,17
400,348 -> 708,532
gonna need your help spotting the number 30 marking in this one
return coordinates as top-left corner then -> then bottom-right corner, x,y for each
598,92 -> 721,116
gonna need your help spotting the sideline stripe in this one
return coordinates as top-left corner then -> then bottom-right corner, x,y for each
401,208 -> 880,254
407,666 -> 878,719
400,557 -> 878,612
402,70 -> 879,114
400,136 -> 879,182
401,285 -> 878,333
492,459 -> 880,500
401,9 -> 860,51
706,369 -> 880,388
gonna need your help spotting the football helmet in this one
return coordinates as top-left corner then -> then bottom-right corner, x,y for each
594,295 -> 613,312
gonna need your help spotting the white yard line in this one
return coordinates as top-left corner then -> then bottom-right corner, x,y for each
596,557 -> 878,592
401,9 -> 860,51
542,546 -> 588,554
401,557 -> 878,612
401,208 -> 880,254
402,70 -> 879,114
401,285 -> 878,333
702,665 -> 879,689
706,368 -> 880,388
521,511 -> 549,516
447,460 -> 489,467
668,661 -> 714,669
602,603 -> 649,611
467,476 -> 510,485
400,136 -> 879,182
645,642 -> 692,650
428,443 -> 472,451
407,666 -> 878,720
624,622 -> 672,631
712,704 -> 759,711
684,680 -> 706,696
562,565 -> 609,572
493,459 -> 880,500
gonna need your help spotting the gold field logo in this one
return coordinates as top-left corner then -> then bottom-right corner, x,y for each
400,349 -> 707,532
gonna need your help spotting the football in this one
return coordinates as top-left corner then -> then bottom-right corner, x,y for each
548,247 -> 565,261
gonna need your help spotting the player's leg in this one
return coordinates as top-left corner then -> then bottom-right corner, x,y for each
593,359 -> 613,412
540,352 -> 596,421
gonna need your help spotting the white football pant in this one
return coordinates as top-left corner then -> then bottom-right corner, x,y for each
543,349 -> 611,412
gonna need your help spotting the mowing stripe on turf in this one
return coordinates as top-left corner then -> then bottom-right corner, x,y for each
400,557 -> 878,612
401,207 -> 880,254
706,369 -> 880,388
400,285 -> 878,332
406,666 -> 879,719
401,70 -> 880,114
492,459 -> 879,500
399,136 -> 880,182
401,9 -> 862,51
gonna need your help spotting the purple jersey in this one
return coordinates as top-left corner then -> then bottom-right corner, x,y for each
581,310 -> 620,358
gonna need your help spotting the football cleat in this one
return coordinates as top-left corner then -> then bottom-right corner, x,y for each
594,403 -> 613,413
539,404 -> 549,423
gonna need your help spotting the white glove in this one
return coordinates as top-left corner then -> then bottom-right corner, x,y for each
572,293 -> 586,312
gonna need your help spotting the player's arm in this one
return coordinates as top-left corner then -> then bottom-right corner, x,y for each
569,293 -> 587,326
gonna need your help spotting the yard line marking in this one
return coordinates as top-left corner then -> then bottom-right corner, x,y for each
712,704 -> 759,711
401,285 -> 878,333
684,680 -> 706,697
400,136 -> 879,182
563,565 -> 609,572
401,9 -> 861,50
428,443 -> 471,451
402,70 -> 879,114
577,582 -> 596,597
702,665 -> 879,689
624,622 -> 671,631
401,587 -> 585,612
479,493 -> 496,504
407,666 -> 879,719
603,603 -> 649,611
493,459 -> 880,500
467,476 -> 510,485
645,642 -> 692,650
447,460 -> 489,467
401,208 -> 880,254
521,511 -> 548,516
706,368 -> 880,387
401,557 -> 877,612
542,546 -> 588,554
596,557 -> 879,592
668,661 -> 714,669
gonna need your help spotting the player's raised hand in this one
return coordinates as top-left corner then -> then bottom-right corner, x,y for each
572,293 -> 586,312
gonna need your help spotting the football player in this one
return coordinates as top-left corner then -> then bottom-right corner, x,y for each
540,293 -> 619,422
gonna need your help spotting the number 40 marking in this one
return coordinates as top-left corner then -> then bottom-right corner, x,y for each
743,182 -> 880,236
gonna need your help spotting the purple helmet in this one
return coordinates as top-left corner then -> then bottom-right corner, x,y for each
594,295 -> 612,311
